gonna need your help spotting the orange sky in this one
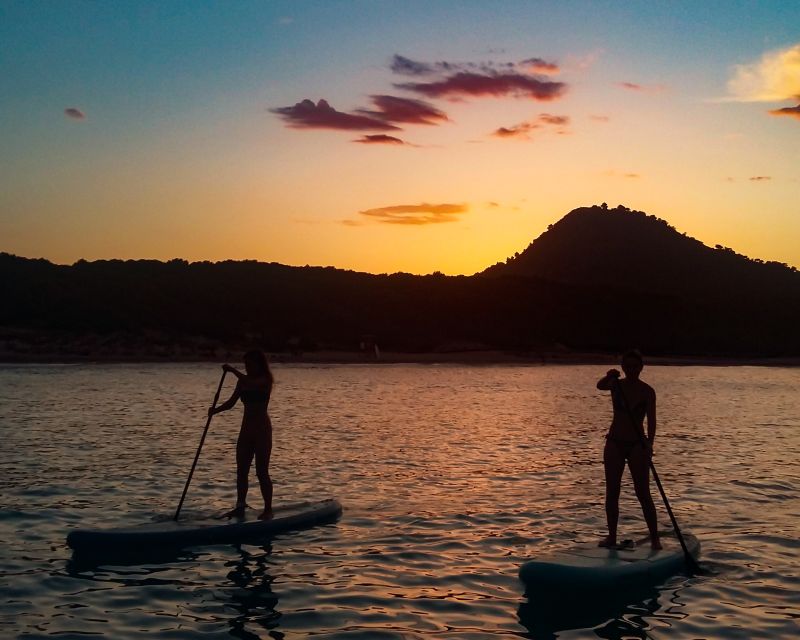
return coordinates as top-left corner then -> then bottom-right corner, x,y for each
1,3 -> 798,274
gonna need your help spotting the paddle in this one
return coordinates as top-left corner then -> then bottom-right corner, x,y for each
174,369 -> 228,521
611,377 -> 701,573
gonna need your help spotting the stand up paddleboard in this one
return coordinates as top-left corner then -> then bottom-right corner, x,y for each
519,532 -> 700,592
67,498 -> 342,552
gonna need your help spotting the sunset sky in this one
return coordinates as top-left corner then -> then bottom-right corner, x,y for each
1,1 -> 798,275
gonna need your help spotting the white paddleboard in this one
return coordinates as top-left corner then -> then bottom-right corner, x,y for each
67,498 -> 342,552
519,532 -> 700,591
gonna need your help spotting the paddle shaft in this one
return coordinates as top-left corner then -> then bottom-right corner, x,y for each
611,377 -> 700,572
174,369 -> 227,521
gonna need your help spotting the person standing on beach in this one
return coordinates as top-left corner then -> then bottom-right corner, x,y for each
596,350 -> 662,549
209,350 -> 274,520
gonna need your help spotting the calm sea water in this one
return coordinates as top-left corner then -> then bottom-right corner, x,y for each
0,363 -> 798,639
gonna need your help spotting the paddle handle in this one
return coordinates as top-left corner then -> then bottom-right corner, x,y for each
174,369 -> 227,521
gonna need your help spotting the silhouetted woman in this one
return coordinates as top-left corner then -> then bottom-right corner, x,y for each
597,350 -> 661,549
209,350 -> 274,519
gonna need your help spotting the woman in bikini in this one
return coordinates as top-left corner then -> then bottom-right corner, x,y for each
596,349 -> 662,550
209,350 -> 274,520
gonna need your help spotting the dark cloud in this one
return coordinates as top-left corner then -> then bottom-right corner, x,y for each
397,72 -> 566,101
768,103 -> 800,120
749,176 -> 772,181
391,55 -> 437,76
64,107 -> 86,120
520,57 -> 560,75
359,203 -> 468,225
391,54 -> 561,77
353,134 -> 407,145
271,99 -> 399,131
358,95 -> 448,125
390,54 -> 519,77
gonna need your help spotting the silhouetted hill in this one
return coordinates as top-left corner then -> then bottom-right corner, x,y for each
484,204 -> 800,298
2,204 -> 799,359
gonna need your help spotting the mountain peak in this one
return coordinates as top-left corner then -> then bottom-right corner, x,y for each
483,204 -> 798,295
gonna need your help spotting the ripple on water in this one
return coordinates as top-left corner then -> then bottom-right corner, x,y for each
1,363 -> 799,639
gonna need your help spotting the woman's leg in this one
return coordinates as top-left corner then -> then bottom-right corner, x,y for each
229,434 -> 255,516
254,431 -> 273,519
628,445 -> 662,549
601,439 -> 625,546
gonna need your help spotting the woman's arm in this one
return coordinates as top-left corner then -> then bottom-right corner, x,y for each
210,383 -> 240,415
597,369 -> 621,390
221,364 -> 270,390
646,388 -> 657,445
222,363 -> 245,379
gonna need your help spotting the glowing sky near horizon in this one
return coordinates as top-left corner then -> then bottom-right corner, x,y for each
1,1 -> 799,275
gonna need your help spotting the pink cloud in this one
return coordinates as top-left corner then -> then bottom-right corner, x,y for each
271,99 -> 399,131
397,72 -> 566,101
359,95 -> 448,125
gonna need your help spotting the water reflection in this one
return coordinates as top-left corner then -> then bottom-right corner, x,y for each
66,544 -> 201,575
518,585 -> 662,639
517,580 -> 695,640
223,543 -> 281,639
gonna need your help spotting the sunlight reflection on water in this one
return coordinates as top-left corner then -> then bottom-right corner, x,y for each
1,363 -> 798,638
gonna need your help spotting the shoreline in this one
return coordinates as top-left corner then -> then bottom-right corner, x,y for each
1,349 -> 798,367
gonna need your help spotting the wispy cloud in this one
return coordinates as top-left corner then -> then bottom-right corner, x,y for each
727,43 -> 800,102
617,82 -> 665,94
749,176 -> 772,181
493,122 -> 539,139
271,99 -> 399,131
538,113 -> 569,126
768,103 -> 800,120
390,54 -> 556,77
358,94 -> 448,125
519,57 -> 560,75
492,113 -> 570,139
398,72 -> 566,101
603,170 -> 641,179
358,202 -> 468,225
590,114 -> 610,122
64,107 -> 86,121
352,134 -> 407,145
568,49 -> 604,71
